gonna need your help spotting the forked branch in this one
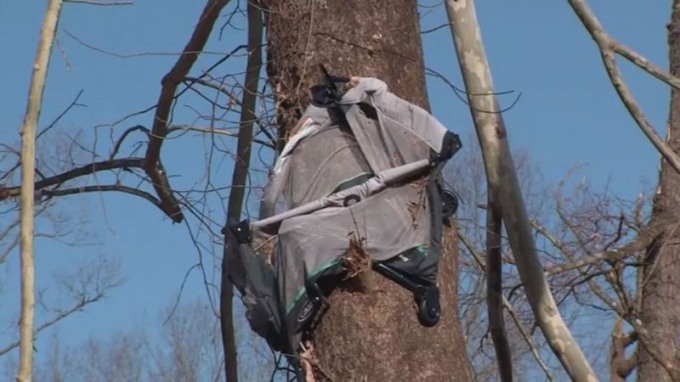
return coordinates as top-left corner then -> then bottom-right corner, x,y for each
144,0 -> 231,224
568,0 -> 680,174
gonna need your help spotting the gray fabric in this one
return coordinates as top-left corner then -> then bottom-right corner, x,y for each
252,158 -> 432,229
244,77 -> 454,349
341,77 -> 448,173
259,105 -> 334,219
284,124 -> 371,207
276,182 -> 431,312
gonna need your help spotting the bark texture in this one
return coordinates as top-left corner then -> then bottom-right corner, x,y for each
444,0 -> 596,381
17,1 -> 63,381
264,1 -> 473,380
487,202 -> 512,382
638,2 -> 680,380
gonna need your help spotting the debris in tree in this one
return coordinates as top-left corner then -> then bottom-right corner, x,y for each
343,232 -> 371,279
223,75 -> 462,360
299,341 -> 333,382
300,342 -> 318,382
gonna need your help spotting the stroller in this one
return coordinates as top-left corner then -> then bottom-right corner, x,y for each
224,71 -> 461,357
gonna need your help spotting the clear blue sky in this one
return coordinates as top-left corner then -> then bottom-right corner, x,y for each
0,0 -> 671,380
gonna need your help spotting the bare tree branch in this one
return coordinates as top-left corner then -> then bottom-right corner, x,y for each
0,158 -> 145,201
544,220 -> 663,276
486,198 -> 513,381
220,2 -> 262,381
64,0 -> 132,5
458,233 -> 556,382
167,125 -> 275,148
109,124 -> 149,160
568,0 -> 680,175
535,201 -> 675,380
144,0 -> 232,224
183,76 -> 242,107
16,1 -> 63,380
40,184 -> 163,212
36,89 -> 85,140
610,316 -> 638,382
445,1 -> 596,380
0,286 -> 110,358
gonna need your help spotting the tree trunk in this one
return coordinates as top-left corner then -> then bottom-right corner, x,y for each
638,2 -> 680,381
263,1 -> 473,381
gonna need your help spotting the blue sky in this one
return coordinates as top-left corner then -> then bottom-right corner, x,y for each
0,0 -> 672,380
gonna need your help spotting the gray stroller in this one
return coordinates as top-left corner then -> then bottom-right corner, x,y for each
224,71 -> 461,357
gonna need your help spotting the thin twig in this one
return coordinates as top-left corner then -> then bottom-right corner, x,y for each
184,76 -> 243,107
65,0 -> 132,5
544,220 -> 663,275
36,89 -> 85,140
0,290 -> 108,357
63,29 -> 234,59
167,125 -> 275,148
109,124 -> 150,159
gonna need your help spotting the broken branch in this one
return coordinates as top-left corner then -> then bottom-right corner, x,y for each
143,0 -> 231,224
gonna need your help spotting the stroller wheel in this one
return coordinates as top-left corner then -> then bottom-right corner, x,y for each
441,190 -> 459,218
416,285 -> 441,327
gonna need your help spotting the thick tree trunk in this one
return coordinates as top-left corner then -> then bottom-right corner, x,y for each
264,1 -> 473,381
638,2 -> 680,381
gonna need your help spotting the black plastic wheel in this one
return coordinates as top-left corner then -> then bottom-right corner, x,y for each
441,190 -> 459,218
416,286 -> 441,327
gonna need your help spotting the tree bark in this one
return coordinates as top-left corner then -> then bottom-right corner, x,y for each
444,1 -> 597,381
638,1 -> 680,381
144,0 -> 230,224
220,2 -> 263,381
17,1 -> 63,382
264,1 -> 473,380
487,201 -> 513,382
